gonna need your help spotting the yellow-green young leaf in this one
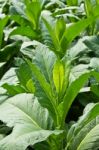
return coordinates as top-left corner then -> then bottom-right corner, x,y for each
53,60 -> 65,94
26,79 -> 35,93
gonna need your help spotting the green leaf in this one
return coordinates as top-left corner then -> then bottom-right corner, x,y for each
42,5 -> 99,58
16,63 -> 32,89
2,84 -> 25,96
33,43 -> 56,84
42,12 -> 62,57
10,26 -> 38,39
0,93 -> 62,150
26,1 -> 42,29
77,124 -> 99,150
10,15 -> 28,26
67,103 -> 99,150
26,60 -> 53,101
61,71 -> 99,127
26,60 -> 59,126
26,79 -> 35,93
0,16 -> 9,49
55,18 -> 66,41
61,17 -> 94,49
61,4 -> 99,49
40,19 -> 55,51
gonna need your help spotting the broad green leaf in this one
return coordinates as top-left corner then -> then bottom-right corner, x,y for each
42,11 -> 62,57
53,60 -> 65,94
67,103 -> 99,150
26,60 -> 53,101
25,44 -> 61,125
40,17 -> 55,52
26,60 -> 59,125
77,124 -> 99,150
0,93 -> 62,150
61,71 -> 99,127
33,43 -> 56,84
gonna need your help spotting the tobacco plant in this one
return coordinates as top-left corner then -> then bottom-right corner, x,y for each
0,0 -> 99,150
